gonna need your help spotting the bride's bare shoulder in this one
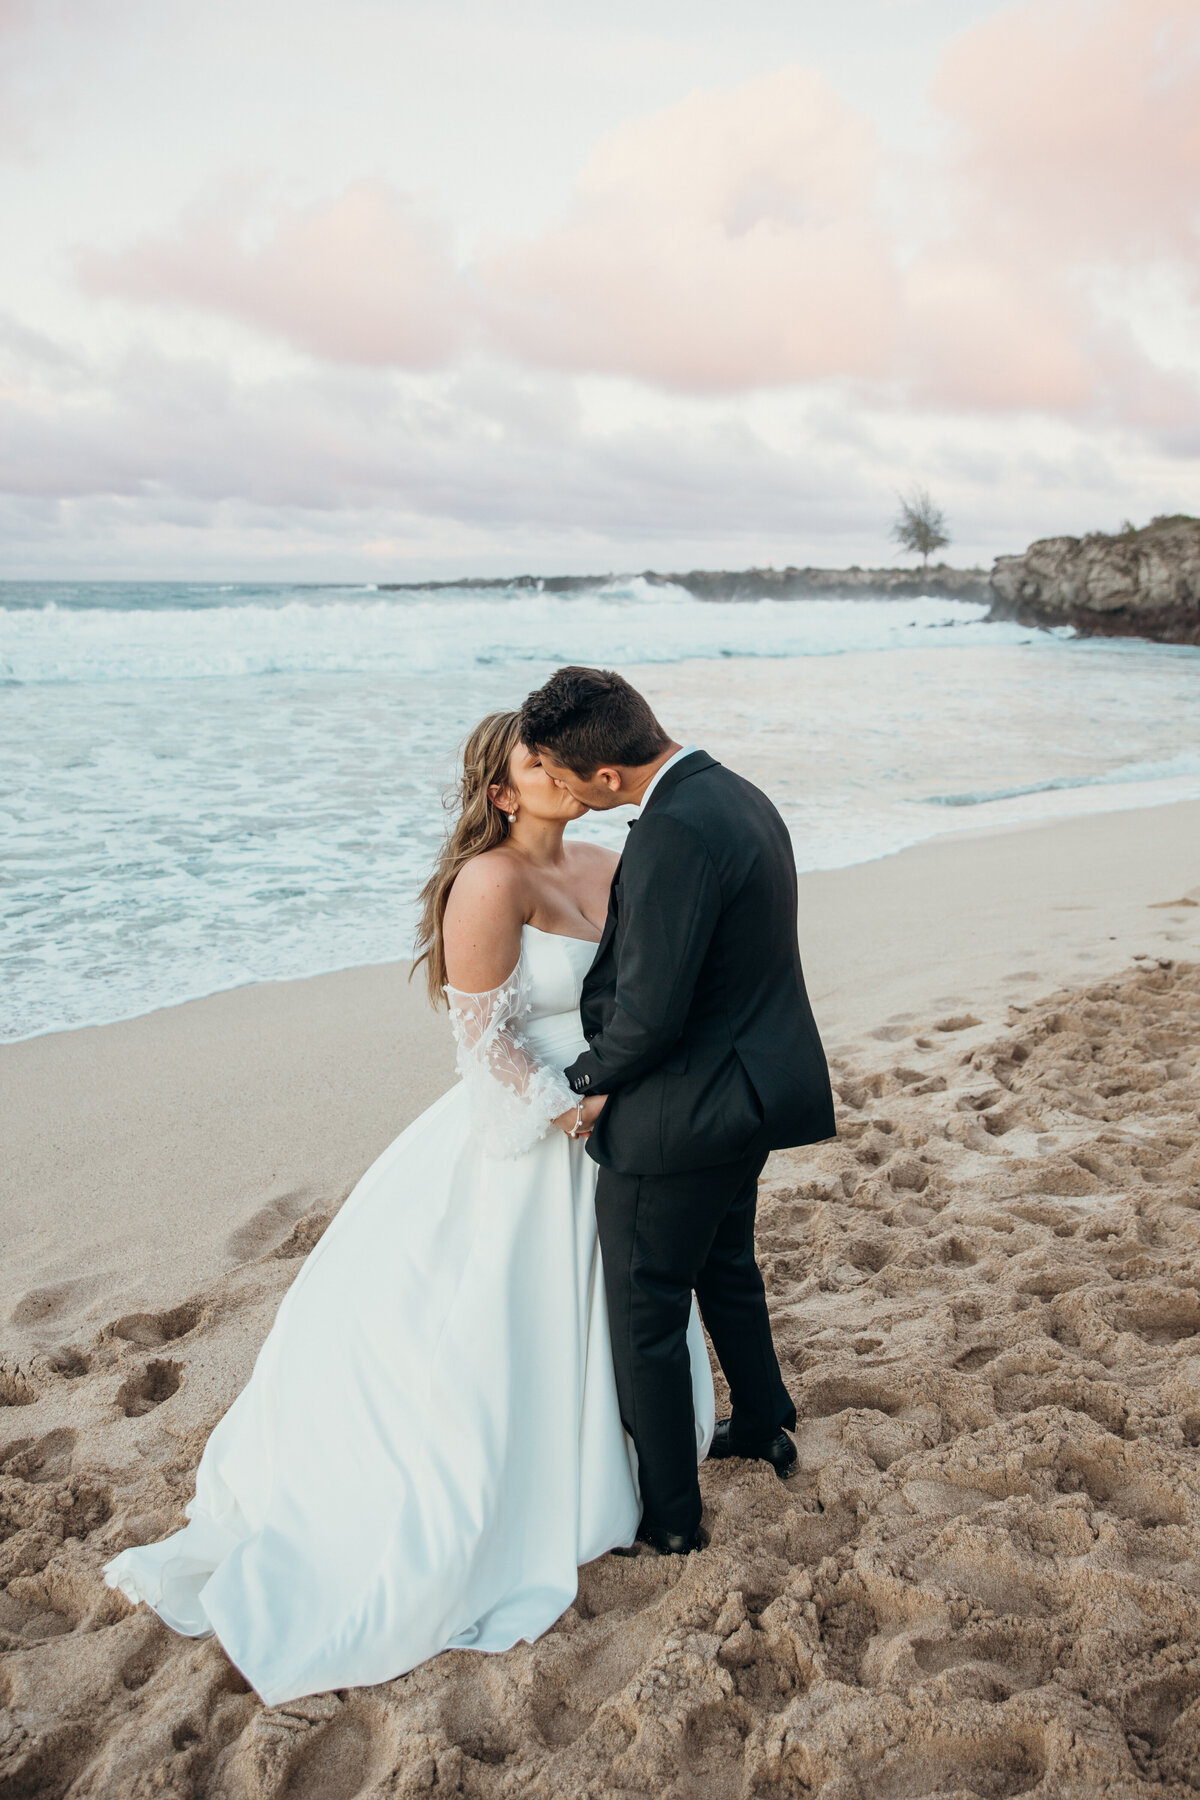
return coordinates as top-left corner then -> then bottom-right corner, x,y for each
443,849 -> 528,990
445,846 -> 527,917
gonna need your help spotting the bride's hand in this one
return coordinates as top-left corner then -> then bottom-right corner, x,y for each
553,1095 -> 608,1137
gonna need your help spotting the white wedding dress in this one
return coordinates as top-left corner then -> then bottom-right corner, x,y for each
105,925 -> 715,1705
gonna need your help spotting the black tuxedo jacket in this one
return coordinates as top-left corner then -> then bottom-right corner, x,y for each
564,751 -> 836,1175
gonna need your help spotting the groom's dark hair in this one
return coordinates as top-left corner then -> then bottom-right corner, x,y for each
519,667 -> 670,775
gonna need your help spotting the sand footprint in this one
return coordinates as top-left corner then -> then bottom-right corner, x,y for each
1110,1285 -> 1200,1346
869,1728 -> 1044,1798
109,1300 -> 202,1348
274,1711 -> 374,1800
273,1209 -> 334,1258
0,1579 -> 78,1648
800,1372 -> 906,1421
8,1277 -> 100,1328
1122,1665 -> 1200,1786
1,1424 -> 76,1483
528,1624 -> 652,1750
116,1358 -> 182,1418
224,1190 -> 323,1263
904,1624 -> 1047,1697
216,1693 -> 383,1800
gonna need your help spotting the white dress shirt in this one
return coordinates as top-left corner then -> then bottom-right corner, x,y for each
637,744 -> 698,815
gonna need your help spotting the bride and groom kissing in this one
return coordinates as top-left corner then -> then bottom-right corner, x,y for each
106,665 -> 836,1706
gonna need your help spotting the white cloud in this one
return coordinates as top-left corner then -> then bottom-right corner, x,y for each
1,0 -> 1198,576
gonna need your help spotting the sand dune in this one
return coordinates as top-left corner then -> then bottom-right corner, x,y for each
3,945 -> 1200,1799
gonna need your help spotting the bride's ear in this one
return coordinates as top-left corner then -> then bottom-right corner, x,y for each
487,781 -> 511,814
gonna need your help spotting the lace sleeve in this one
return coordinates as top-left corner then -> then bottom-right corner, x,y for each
445,956 -> 576,1160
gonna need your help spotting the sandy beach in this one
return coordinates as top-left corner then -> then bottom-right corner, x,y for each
3,798 -> 1199,1798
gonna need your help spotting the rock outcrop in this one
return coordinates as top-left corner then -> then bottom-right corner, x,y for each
383,525 -> 1200,642
648,563 -> 992,604
989,515 -> 1200,645
382,565 -> 993,604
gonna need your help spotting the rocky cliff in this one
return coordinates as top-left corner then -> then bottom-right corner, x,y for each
988,516 -> 1200,645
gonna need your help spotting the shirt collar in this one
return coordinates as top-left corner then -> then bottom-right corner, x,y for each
637,744 -> 698,815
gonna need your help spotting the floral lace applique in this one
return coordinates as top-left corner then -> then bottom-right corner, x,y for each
445,955 -> 575,1159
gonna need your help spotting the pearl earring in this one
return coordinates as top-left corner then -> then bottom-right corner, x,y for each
507,809 -> 517,822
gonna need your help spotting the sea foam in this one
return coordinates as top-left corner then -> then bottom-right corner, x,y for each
2,582 -> 1197,1043
0,586 -> 1031,685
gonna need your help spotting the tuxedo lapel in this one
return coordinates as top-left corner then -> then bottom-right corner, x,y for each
590,759 -> 711,975
593,853 -> 623,963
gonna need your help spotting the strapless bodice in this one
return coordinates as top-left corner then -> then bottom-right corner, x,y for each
518,924 -> 597,1064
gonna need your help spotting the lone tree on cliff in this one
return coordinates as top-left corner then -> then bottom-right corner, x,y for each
891,486 -> 950,567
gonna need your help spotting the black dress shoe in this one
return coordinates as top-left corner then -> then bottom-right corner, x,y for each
612,1520 -> 709,1557
708,1418 -> 798,1479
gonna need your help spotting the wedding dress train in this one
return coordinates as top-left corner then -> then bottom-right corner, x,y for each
104,925 -> 715,1704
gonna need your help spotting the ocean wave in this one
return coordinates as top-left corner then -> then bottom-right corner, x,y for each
925,750 -> 1200,808
5,610 -> 1198,1042
0,591 -> 1024,685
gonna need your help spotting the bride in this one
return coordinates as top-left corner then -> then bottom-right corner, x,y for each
104,710 -> 715,1706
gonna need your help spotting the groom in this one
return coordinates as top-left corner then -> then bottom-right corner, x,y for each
519,667 -> 835,1556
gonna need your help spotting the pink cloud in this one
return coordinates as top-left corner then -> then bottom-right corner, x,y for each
901,254 -> 1095,413
483,14 -> 1200,415
483,65 -> 900,391
932,0 -> 1200,262
66,3 -> 1200,426
77,180 -> 464,368
902,0 -> 1200,413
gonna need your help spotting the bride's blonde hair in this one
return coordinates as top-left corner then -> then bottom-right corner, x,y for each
411,710 -> 524,1006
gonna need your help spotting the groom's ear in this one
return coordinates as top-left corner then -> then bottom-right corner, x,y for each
592,765 -> 624,794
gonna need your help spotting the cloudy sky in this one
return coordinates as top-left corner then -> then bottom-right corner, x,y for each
2,0 -> 1198,579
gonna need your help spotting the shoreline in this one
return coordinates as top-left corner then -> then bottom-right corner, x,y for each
6,783 -> 1198,1053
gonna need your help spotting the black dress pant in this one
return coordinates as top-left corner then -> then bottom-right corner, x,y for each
594,1150 -> 796,1537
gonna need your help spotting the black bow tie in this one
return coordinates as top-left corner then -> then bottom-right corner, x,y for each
627,819 -> 636,829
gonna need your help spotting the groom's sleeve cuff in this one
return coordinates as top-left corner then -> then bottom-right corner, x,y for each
565,1055 -> 596,1094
